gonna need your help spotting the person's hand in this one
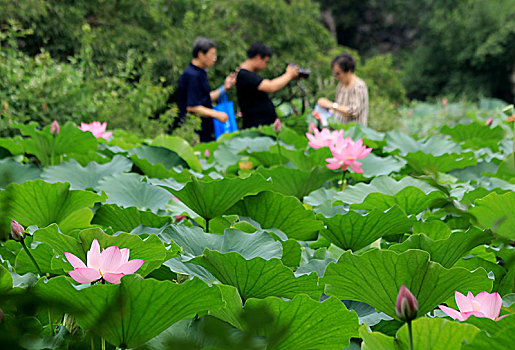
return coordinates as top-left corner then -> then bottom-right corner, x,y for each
224,72 -> 236,90
317,97 -> 333,109
286,64 -> 300,79
215,111 -> 229,122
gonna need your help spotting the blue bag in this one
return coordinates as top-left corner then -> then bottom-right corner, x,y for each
213,87 -> 238,140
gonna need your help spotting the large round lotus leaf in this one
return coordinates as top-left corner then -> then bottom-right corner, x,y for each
389,228 -> 491,268
0,158 -> 41,189
98,173 -> 171,212
440,123 -> 505,150
385,131 -> 461,156
469,191 -> 515,240
318,206 -> 413,251
41,155 -> 132,190
243,295 -> 359,350
1,180 -> 106,233
159,173 -> 271,221
150,134 -> 202,172
402,151 -> 477,174
33,276 -> 224,349
16,122 -> 98,165
323,249 -> 492,319
360,317 -> 480,350
257,166 -> 338,199
129,145 -> 187,169
227,191 -> 324,241
359,153 -> 406,178
92,204 -> 170,233
191,250 -> 322,301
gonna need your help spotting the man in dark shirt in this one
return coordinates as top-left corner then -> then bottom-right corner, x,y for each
178,37 -> 236,142
236,42 -> 299,129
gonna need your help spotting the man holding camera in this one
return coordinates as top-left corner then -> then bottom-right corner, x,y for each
236,42 -> 299,129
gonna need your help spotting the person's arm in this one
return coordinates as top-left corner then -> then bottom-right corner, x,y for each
317,97 -> 350,117
318,85 -> 367,119
210,72 -> 237,101
186,105 -> 228,122
257,64 -> 299,93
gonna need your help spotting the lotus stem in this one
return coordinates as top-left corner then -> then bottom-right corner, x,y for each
340,170 -> 348,191
20,240 -> 43,276
408,320 -> 414,350
276,137 -> 283,166
101,338 -> 106,350
48,309 -> 54,336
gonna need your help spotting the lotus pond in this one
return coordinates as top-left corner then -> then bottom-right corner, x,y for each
1,101 -> 515,349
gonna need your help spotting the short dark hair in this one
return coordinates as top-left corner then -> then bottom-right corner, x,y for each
247,42 -> 272,59
192,37 -> 216,58
331,52 -> 356,73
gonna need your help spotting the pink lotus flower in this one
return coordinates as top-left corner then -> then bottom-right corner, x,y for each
273,118 -> 282,133
305,128 -> 344,149
486,117 -> 493,126
325,136 -> 372,173
396,285 -> 418,322
65,239 -> 144,284
78,121 -> 113,140
442,98 -> 448,107
438,291 -> 506,321
50,120 -> 60,136
204,149 -> 210,158
11,220 -> 26,242
307,122 -> 317,134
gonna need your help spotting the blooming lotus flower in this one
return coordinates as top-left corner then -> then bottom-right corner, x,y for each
396,285 -> 418,322
65,239 -> 144,284
50,120 -> 60,136
438,291 -> 506,321
78,121 -> 113,140
325,136 -> 372,173
305,128 -> 344,149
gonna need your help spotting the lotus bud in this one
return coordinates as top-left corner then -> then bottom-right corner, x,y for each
50,120 -> 60,136
396,284 -> 418,322
11,220 -> 26,242
273,118 -> 282,133
204,149 -> 210,158
442,98 -> 448,107
485,118 -> 493,126
308,122 -> 317,134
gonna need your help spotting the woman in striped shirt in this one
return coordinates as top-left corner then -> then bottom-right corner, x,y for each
317,52 -> 369,126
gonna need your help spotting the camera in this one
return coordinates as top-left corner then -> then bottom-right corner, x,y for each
290,63 -> 311,79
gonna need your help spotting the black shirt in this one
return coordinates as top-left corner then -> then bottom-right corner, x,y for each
236,69 -> 277,129
177,63 -> 214,142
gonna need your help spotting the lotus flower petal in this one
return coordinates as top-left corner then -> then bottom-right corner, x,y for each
117,259 -> 145,275
87,239 -> 101,270
64,252 -> 87,269
474,291 -> 502,319
70,267 -> 102,284
103,273 -> 125,284
100,246 -> 122,273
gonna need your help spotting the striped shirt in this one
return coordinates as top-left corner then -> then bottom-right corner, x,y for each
334,77 -> 369,126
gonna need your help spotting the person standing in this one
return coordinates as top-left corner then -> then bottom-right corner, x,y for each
317,52 -> 369,126
177,37 -> 236,142
236,42 -> 299,129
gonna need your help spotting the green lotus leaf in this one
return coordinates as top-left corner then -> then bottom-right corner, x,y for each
158,224 -> 282,260
0,264 -> 12,293
469,191 -> 515,240
413,220 -> 452,240
151,134 -> 202,172
191,250 -> 322,301
92,204 -> 170,233
359,153 -> 406,178
0,158 -> 41,189
0,136 -> 24,156
361,317 -> 480,350
440,123 -> 505,150
33,275 -> 223,349
41,155 -> 132,190
98,173 -> 171,212
130,155 -> 194,182
389,228 -> 491,268
227,191 -> 324,241
243,295 -> 359,350
256,166 -> 338,199
385,131 -> 461,156
129,144 -> 187,169
16,122 -> 98,165
323,249 -> 492,319
318,206 -> 413,251
403,151 -> 477,174
159,173 -> 271,222
1,180 -> 106,232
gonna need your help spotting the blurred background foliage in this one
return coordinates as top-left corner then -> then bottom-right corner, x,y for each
0,0 -> 513,138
